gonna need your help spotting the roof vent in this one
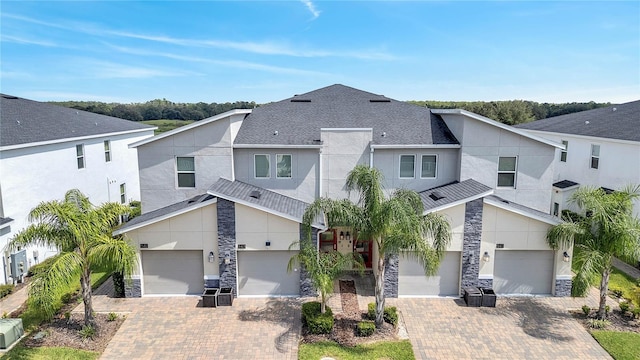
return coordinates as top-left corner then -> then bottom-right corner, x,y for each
370,99 -> 391,103
2,95 -> 18,99
585,121 -> 590,124
501,199 -> 510,204
16,120 -> 20,125
429,191 -> 445,201
291,99 -> 311,102
249,190 -> 262,199
612,107 -> 617,112
273,130 -> 278,136
381,132 -> 386,137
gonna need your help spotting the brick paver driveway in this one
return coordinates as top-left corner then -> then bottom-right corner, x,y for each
391,293 -> 612,360
83,294 -> 301,360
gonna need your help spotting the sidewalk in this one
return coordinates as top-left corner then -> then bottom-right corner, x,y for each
0,285 -> 29,316
612,257 -> 640,280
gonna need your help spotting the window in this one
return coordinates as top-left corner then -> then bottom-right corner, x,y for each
590,144 -> 600,169
276,154 -> 292,178
553,202 -> 559,217
254,154 -> 270,178
176,157 -> 195,187
119,183 -> 126,204
560,140 -> 568,162
497,157 -> 517,187
104,140 -> 112,162
421,155 -> 437,178
76,144 -> 85,169
399,155 -> 415,178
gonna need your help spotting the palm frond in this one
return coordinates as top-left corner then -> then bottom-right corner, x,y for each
28,251 -> 83,319
89,236 -> 138,277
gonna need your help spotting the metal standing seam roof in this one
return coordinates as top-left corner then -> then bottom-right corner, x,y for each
419,179 -> 493,212
208,178 -> 313,224
1,94 -> 155,148
233,84 -> 459,146
515,100 -> 640,142
114,194 -> 215,234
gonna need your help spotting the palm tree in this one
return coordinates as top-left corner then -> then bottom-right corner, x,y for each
302,165 -> 451,327
7,189 -> 137,326
288,238 -> 362,314
547,185 -> 640,319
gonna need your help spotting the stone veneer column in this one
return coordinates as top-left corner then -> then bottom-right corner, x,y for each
555,278 -> 572,297
217,198 -> 237,296
299,225 -> 318,297
125,278 -> 141,298
461,198 -> 483,292
384,254 -> 399,298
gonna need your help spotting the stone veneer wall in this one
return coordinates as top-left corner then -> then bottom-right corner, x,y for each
217,198 -> 237,296
555,278 -> 572,297
384,254 -> 399,298
461,198 -> 483,293
478,278 -> 493,289
125,278 -> 141,298
299,225 -> 319,297
205,278 -> 220,288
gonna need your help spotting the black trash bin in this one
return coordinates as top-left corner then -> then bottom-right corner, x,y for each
202,288 -> 219,308
218,287 -> 234,306
480,288 -> 496,307
464,287 -> 482,307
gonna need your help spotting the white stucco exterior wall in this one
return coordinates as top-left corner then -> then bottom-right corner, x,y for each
321,129 -> 372,200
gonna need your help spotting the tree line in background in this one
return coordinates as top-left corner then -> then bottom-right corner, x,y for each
51,98 -> 610,125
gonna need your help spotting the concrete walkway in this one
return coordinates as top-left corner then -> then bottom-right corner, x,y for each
0,285 -> 28,316
612,257 -> 640,279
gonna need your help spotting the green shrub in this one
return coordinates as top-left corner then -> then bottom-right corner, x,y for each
619,301 -> 630,313
79,325 -> 96,339
63,311 -> 71,322
0,284 -> 15,299
587,319 -> 610,329
367,303 -> 398,326
61,292 -> 74,304
301,301 -> 334,334
605,305 -> 610,314
582,305 -> 591,316
356,321 -> 375,337
611,289 -> 624,298
632,308 -> 640,319
367,302 -> 375,320
107,312 -> 118,321
27,254 -> 61,277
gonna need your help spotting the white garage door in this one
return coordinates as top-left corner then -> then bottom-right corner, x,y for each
398,251 -> 461,296
237,251 -> 300,296
493,250 -> 553,295
141,250 -> 204,295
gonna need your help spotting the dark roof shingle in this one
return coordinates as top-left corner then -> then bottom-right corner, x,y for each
553,180 -> 580,189
234,84 -> 459,146
515,100 -> 640,142
1,94 -> 154,147
419,179 -> 493,211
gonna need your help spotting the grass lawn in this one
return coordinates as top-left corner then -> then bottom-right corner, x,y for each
1,343 -> 99,360
141,119 -> 193,134
591,331 -> 640,360
298,340 -> 415,360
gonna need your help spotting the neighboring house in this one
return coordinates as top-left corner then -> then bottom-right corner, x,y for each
516,100 -> 640,217
0,94 -> 155,284
115,84 -> 572,299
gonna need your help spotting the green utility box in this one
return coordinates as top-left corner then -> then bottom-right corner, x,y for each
0,318 -> 24,349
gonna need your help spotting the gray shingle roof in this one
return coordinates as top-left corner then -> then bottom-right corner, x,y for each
419,179 -> 493,212
114,194 -> 215,234
553,180 -> 579,189
515,100 -> 640,142
0,217 -> 14,227
1,94 -> 154,147
208,178 -> 311,223
485,195 -> 559,224
234,84 -> 459,146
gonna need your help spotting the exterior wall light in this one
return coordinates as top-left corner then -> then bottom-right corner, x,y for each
265,241 -> 271,248
339,231 -> 344,240
482,251 -> 490,262
563,251 -> 571,262
208,251 -> 215,263
224,251 -> 231,265
345,232 -> 351,241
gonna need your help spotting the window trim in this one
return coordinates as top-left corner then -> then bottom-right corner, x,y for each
399,154 -> 416,179
276,154 -> 292,179
176,156 -> 196,188
104,140 -> 112,162
560,140 -> 568,162
254,154 -> 271,179
497,156 -> 517,188
420,154 -> 438,179
590,144 -> 600,169
76,144 -> 85,169
119,183 -> 127,204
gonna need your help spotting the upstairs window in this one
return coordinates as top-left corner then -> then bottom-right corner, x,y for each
120,183 -> 127,204
590,144 -> 600,169
104,140 -> 112,162
254,154 -> 270,178
276,154 -> 292,178
399,155 -> 415,178
497,157 -> 517,188
76,144 -> 85,169
421,155 -> 437,178
176,157 -> 195,187
560,140 -> 568,162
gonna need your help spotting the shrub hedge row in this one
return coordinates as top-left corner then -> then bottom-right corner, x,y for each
302,301 -> 334,334
0,284 -> 15,299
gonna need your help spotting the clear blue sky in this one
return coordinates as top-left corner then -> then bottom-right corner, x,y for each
1,1 -> 638,104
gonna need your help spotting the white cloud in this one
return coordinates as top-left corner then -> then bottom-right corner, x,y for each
1,35 -> 57,47
22,91 -> 128,102
301,0 -> 321,20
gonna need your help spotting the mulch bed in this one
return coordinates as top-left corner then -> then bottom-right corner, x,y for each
301,279 -> 398,347
572,308 -> 640,333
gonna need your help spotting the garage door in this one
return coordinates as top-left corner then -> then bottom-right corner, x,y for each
398,251 -> 461,296
237,251 -> 300,296
493,250 -> 553,295
141,250 -> 204,295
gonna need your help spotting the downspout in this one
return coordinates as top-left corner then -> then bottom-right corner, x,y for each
369,144 -> 374,168
318,148 -> 323,198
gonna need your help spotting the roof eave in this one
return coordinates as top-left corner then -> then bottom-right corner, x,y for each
422,189 -> 494,214
0,127 -> 156,151
483,197 -> 560,225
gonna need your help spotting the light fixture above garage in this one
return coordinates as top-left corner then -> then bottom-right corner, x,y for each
563,251 -> 570,262
208,251 -> 215,263
224,251 -> 231,265
482,251 -> 490,262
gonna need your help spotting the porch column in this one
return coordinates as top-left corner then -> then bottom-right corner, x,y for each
299,225 -> 318,297
461,198 -> 484,292
217,198 -> 237,296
